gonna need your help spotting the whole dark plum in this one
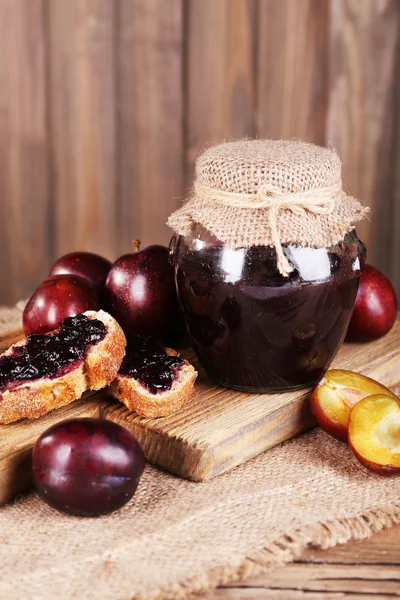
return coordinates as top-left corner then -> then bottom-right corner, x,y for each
49,251 -> 112,291
32,418 -> 145,517
23,274 -> 100,335
347,264 -> 397,342
105,243 -> 184,344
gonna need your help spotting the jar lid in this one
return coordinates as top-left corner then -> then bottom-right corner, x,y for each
167,139 -> 369,276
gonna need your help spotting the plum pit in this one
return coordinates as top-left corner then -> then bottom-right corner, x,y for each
348,394 -> 400,473
375,412 -> 400,453
310,369 -> 398,443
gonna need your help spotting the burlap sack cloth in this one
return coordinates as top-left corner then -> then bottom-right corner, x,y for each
168,139 -> 369,276
0,142 -> 394,599
1,412 -> 400,600
1,342 -> 400,597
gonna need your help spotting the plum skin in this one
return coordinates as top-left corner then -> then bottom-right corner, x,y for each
309,382 -> 348,443
32,418 -> 145,516
105,244 -> 184,343
347,264 -> 397,342
349,441 -> 400,476
49,251 -> 112,291
348,394 -> 400,475
310,370 -> 398,444
23,274 -> 100,335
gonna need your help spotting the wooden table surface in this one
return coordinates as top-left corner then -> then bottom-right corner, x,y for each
2,307 -> 399,598
202,524 -> 400,599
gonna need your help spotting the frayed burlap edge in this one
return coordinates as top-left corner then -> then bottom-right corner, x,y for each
167,139 -> 370,261
167,194 -> 369,251
131,504 -> 400,600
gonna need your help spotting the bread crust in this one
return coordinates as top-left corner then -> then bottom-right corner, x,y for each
109,349 -> 197,419
0,310 -> 126,424
84,310 -> 126,390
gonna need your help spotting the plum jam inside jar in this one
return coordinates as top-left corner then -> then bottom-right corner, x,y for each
167,139 -> 369,393
171,227 -> 365,392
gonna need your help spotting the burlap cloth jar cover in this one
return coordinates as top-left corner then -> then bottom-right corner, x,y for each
1,411 -> 400,600
168,139 -> 369,276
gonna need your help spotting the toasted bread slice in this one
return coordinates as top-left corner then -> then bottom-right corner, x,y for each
109,347 -> 197,419
0,310 -> 126,424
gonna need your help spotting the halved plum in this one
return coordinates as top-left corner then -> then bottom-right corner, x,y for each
348,394 -> 400,474
310,369 -> 398,442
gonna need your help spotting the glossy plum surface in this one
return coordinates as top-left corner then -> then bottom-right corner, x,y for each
347,264 -> 397,342
49,251 -> 112,291
348,394 -> 400,474
32,418 -> 146,516
23,275 -> 100,335
105,245 -> 184,344
310,369 -> 398,443
0,314 -> 106,392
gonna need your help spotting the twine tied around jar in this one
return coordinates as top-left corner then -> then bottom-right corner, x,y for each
168,140 -> 369,276
193,180 -> 341,276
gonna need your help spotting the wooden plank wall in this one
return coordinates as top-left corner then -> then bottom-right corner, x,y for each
0,0 -> 399,304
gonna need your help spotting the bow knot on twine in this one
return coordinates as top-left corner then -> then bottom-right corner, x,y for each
193,181 -> 341,276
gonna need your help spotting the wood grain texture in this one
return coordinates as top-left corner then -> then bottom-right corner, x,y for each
327,0 -> 400,261
257,0 -> 329,144
0,393 -> 111,506
48,0 -> 117,259
104,316 -> 400,481
185,0 -> 256,184
0,0 -> 50,304
117,0 -> 184,252
1,316 -> 399,505
385,22 -> 400,298
204,524 -> 400,599
0,318 -> 400,600
0,306 -> 24,353
301,521 -> 400,564
1,0 -> 400,304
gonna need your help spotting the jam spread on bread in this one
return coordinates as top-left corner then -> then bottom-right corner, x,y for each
0,314 -> 106,392
119,336 -> 184,394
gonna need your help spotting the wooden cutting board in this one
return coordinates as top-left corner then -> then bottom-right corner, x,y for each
1,314 -> 400,507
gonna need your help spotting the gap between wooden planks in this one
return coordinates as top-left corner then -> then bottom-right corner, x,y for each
1,310 -> 400,598
202,523 -> 400,599
0,312 -> 400,505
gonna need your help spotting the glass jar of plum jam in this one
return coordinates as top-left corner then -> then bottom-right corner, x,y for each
170,226 -> 365,392
168,139 -> 369,392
